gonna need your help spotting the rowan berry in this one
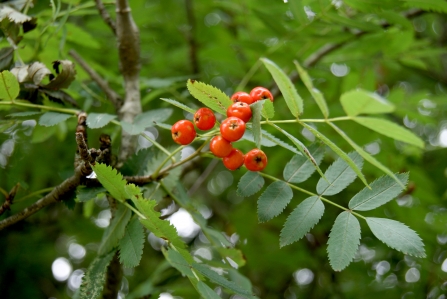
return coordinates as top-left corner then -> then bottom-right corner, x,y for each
227,102 -> 252,123
223,148 -> 245,171
210,136 -> 233,158
230,91 -> 255,105
250,87 -> 274,102
171,120 -> 196,145
244,148 -> 268,171
220,117 -> 246,142
194,107 -> 216,131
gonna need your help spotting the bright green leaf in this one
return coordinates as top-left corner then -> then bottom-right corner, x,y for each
340,89 -> 395,116
258,181 -> 293,223
119,217 -> 145,268
237,171 -> 265,197
250,101 -> 263,149
261,99 -> 275,119
280,196 -> 325,247
92,163 -> 128,202
86,113 -> 116,129
366,217 -> 426,257
301,122 -> 368,188
79,251 -> 115,299
283,144 -> 325,183
38,112 -> 72,127
0,70 -> 19,101
353,116 -> 424,148
402,0 -> 447,13
349,173 -> 408,211
217,247 -> 246,268
98,204 -> 132,255
317,151 -> 363,196
260,58 -> 303,116
294,60 -> 329,118
327,212 -> 361,271
186,79 -> 232,115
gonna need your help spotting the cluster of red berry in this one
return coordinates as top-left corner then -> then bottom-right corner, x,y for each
171,87 -> 273,172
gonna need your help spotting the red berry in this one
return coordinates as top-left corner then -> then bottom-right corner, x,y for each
250,87 -> 274,102
210,136 -> 233,158
171,120 -> 196,145
230,91 -> 255,105
227,102 -> 252,123
223,148 -> 245,171
244,148 -> 268,171
194,107 -> 216,131
220,117 -> 246,142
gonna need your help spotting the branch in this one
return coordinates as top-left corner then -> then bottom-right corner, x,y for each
0,183 -> 20,216
95,0 -> 116,35
69,50 -> 123,111
185,0 -> 199,74
116,0 -> 142,162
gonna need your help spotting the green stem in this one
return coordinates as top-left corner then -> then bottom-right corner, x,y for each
261,116 -> 352,125
152,146 -> 184,179
236,59 -> 262,91
141,132 -> 175,162
123,201 -> 147,219
0,101 -> 80,115
14,187 -> 55,203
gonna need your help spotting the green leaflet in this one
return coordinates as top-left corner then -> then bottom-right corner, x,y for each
197,281 -> 222,299
271,123 -> 326,181
366,217 -> 426,258
86,113 -> 117,129
301,122 -> 368,188
160,98 -> 196,114
98,204 -> 132,255
217,247 -> 246,267
237,171 -> 265,197
283,143 -> 325,183
328,122 -> 405,188
120,108 -> 173,135
119,217 -> 145,268
280,196 -> 324,247
164,248 -> 195,279
186,79 -> 232,115
257,181 -> 293,223
317,152 -> 364,196
349,173 -> 408,211
340,89 -> 395,116
192,263 -> 255,298
402,0 -> 447,13
261,99 -> 275,119
0,70 -> 19,101
343,0 -> 398,11
38,112 -> 73,127
294,60 -> 329,118
327,212 -> 361,271
79,251 -> 115,299
92,163 -> 128,202
250,101 -> 263,149
121,147 -> 155,176
260,58 -> 303,117
353,116 -> 424,148
76,186 -> 106,202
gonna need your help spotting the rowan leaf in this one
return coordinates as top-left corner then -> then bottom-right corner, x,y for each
38,112 -> 72,127
0,70 -> 19,101
283,144 -> 325,183
258,181 -> 293,223
250,101 -> 263,149
79,251 -> 115,299
366,217 -> 426,257
317,152 -> 363,196
120,108 -> 173,135
186,79 -> 232,115
92,163 -> 128,202
197,281 -> 222,299
237,171 -> 265,197
340,89 -> 395,116
349,173 -> 408,211
261,99 -> 275,119
119,217 -> 145,268
76,186 -> 106,202
160,98 -> 196,114
327,212 -> 361,271
86,113 -> 116,129
280,196 -> 324,247
98,205 -> 131,255
261,58 -> 303,116
164,248 -> 195,278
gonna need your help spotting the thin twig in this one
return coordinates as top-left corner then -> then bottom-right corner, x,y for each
0,183 -> 20,216
69,49 -> 122,111
95,0 -> 116,34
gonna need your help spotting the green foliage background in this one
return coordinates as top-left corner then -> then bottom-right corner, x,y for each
1,0 -> 447,298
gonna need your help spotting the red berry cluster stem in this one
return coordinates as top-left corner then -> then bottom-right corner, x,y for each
171,85 -> 272,171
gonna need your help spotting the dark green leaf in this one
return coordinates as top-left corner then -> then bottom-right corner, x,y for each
119,217 -> 145,268
7,111 -> 42,117
38,112 -> 72,127
317,152 -> 363,196
121,108 -> 173,135
283,144 -> 325,183
197,281 -> 222,299
86,113 -> 116,129
164,248 -> 195,278
0,47 -> 14,71
98,204 -> 132,255
349,173 -> 408,211
327,212 -> 361,271
257,181 -> 293,223
79,251 -> 115,299
237,171 -> 265,197
280,196 -> 324,247
250,101 -> 263,149
76,186 -> 106,202
121,148 -> 154,176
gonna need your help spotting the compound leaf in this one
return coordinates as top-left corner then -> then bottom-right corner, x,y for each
327,212 -> 361,271
258,181 -> 293,223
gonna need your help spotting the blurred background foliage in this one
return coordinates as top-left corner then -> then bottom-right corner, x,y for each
1,0 -> 447,298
